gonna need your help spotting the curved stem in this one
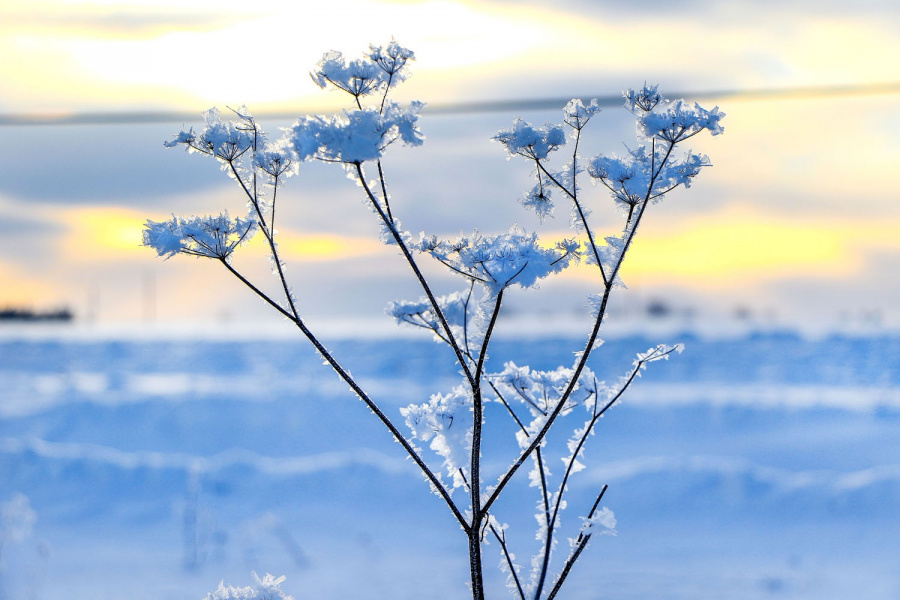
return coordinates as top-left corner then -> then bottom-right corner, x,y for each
545,485 -> 608,600
376,160 -> 393,222
490,523 -> 526,600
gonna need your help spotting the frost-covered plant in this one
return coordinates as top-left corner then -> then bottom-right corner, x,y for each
145,43 -> 724,600
203,572 -> 293,600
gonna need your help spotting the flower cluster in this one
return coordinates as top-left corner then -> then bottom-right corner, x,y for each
388,290 -> 479,346
143,212 -> 257,260
163,107 -> 297,199
563,98 -> 601,132
587,145 -> 711,212
416,227 -> 579,295
311,41 -> 415,100
636,98 -> 725,143
288,101 -> 424,163
493,119 -> 567,160
164,107 -> 255,160
623,83 -> 663,113
203,572 -> 293,600
490,363 -> 600,449
401,386 -> 474,490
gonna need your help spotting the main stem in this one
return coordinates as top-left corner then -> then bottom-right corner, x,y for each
467,290 -> 504,600
468,527 -> 486,600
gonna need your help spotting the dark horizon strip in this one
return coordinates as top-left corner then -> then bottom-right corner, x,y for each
1,81 -> 898,126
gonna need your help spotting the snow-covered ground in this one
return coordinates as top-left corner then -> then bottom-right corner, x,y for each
1,325 -> 898,599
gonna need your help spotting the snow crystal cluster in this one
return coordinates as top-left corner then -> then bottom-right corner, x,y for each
143,213 -> 257,260
401,386 -> 475,490
202,573 -> 292,600
416,227 -> 580,296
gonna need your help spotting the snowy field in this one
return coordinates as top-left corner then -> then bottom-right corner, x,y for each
1,325 -> 899,599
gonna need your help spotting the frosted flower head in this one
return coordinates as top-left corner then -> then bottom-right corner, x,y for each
311,51 -> 382,98
493,119 -> 566,160
288,102 -> 424,163
388,290 -> 482,348
521,183 -> 554,220
588,143 -> 711,211
369,40 -> 415,81
624,84 -> 664,113
165,107 -> 254,161
563,98 -> 601,131
401,386 -> 474,489
253,148 -> 293,180
203,572 -> 293,600
143,212 -> 257,260
312,41 -> 414,99
587,152 -> 647,210
418,227 -> 578,295
638,99 -> 725,142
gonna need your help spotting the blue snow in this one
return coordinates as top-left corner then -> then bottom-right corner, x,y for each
1,329 -> 898,599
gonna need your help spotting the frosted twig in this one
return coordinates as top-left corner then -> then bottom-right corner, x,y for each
545,485 -> 609,600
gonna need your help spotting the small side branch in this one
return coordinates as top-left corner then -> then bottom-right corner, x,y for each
489,522 -> 526,600
545,485 -> 609,600
534,159 -> 607,286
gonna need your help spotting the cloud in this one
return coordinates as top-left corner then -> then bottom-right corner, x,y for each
0,9 -> 243,39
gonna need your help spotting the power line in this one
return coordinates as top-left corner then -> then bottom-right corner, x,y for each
1,82 -> 898,126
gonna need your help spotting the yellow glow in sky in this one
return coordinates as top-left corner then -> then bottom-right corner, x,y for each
0,259 -> 58,307
48,204 -> 900,289
620,206 -> 900,286
53,206 -> 385,263
272,235 -> 385,262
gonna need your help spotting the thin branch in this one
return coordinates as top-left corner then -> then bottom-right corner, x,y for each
535,160 -> 607,286
462,280 -> 475,359
376,160 -> 393,222
227,160 -> 300,322
219,259 -> 296,321
432,256 -> 490,283
545,485 -> 609,600
489,380 -> 528,432
489,523 -> 527,600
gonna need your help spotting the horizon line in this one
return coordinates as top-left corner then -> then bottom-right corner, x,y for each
2,82 -> 899,126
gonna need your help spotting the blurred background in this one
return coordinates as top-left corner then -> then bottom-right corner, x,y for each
0,0 -> 898,331
1,2 -> 899,600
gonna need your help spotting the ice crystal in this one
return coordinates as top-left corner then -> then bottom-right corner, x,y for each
493,119 -> 566,160
401,386 -> 474,489
416,226 -> 578,295
143,213 -> 257,260
563,98 -> 601,131
288,102 -> 424,163
203,572 -> 293,600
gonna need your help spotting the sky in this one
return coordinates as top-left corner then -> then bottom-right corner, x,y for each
0,0 -> 899,331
